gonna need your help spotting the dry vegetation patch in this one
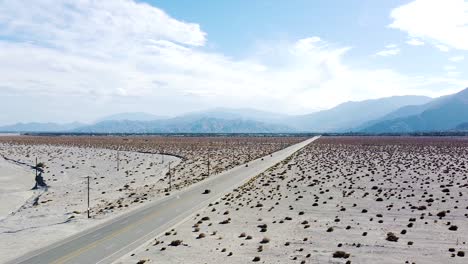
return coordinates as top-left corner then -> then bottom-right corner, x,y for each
119,136 -> 468,264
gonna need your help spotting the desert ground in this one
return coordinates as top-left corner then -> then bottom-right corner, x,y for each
0,135 -> 303,263
116,136 -> 468,264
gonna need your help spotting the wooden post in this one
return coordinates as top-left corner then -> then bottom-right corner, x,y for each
207,152 -> 210,176
117,151 -> 119,171
168,162 -> 172,191
86,176 -> 90,218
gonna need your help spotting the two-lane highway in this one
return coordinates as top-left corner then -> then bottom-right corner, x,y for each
8,136 -> 320,264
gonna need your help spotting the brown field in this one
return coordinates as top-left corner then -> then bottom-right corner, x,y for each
117,136 -> 468,264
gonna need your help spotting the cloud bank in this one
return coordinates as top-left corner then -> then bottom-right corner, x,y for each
0,0 -> 466,123
390,0 -> 468,51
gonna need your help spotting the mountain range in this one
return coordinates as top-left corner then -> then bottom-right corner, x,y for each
74,117 -> 292,134
95,112 -> 168,122
1,87 -> 467,134
285,95 -> 432,132
362,88 -> 468,133
0,122 -> 84,133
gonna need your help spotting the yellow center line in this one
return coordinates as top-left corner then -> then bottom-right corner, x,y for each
51,197 -> 182,264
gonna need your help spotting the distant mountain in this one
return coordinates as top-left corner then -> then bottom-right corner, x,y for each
454,122 -> 468,131
285,95 -> 432,132
0,122 -> 84,133
179,108 -> 289,123
357,93 -> 458,130
74,117 -> 294,133
8,91 -> 468,134
362,88 -> 468,133
96,112 -> 167,122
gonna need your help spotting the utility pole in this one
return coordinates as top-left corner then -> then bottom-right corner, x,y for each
168,162 -> 172,191
86,176 -> 90,219
116,151 -> 120,171
207,151 -> 210,177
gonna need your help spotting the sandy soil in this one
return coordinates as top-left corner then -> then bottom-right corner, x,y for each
0,144 -> 179,263
0,136 -> 305,195
0,136 -> 303,263
0,156 -> 35,220
116,137 -> 468,264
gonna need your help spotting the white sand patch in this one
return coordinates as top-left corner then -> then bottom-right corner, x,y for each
0,144 -> 181,263
0,156 -> 35,220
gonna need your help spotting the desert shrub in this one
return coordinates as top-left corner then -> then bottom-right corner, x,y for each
437,211 -> 446,218
169,240 -> 183,246
333,251 -> 350,258
386,232 -> 399,242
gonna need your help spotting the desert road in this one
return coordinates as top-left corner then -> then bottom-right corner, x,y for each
8,136 -> 320,264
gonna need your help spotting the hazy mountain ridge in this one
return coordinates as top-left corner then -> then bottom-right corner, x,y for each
73,117 -> 295,133
0,122 -> 85,133
96,112 -> 168,122
285,95 -> 432,132
362,88 -> 468,133
3,89 -> 468,134
176,108 -> 290,123
455,122 -> 468,131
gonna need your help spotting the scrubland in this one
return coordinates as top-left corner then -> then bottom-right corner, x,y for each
118,137 -> 468,264
0,135 -> 303,262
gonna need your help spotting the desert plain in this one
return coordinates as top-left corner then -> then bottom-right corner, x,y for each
116,136 -> 468,264
0,135 -> 467,264
0,135 -> 303,263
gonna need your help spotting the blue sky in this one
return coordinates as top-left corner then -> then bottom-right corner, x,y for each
152,0 -> 465,77
152,0 -> 404,57
0,0 -> 467,124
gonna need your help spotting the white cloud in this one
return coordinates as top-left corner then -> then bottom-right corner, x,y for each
447,71 -> 461,77
390,0 -> 468,50
375,48 -> 400,57
406,38 -> 425,46
449,55 -> 465,62
435,44 -> 450,52
0,0 -> 466,120
444,65 -> 457,71
375,44 -> 400,57
0,0 -> 206,53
